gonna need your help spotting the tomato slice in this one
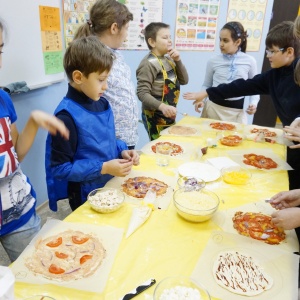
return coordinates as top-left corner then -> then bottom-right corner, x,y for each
55,251 -> 68,259
46,237 -> 62,248
80,255 -> 93,264
72,236 -> 89,244
49,264 -> 65,274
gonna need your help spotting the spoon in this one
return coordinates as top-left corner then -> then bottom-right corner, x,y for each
178,111 -> 188,116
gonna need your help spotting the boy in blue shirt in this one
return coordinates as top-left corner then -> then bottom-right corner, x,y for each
46,36 -> 139,211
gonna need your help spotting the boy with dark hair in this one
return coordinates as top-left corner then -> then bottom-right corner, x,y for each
46,36 -> 139,212
136,22 -> 189,140
185,21 -> 300,190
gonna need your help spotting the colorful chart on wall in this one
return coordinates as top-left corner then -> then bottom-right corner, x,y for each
226,0 -> 268,51
174,0 -> 221,51
63,0 -> 163,50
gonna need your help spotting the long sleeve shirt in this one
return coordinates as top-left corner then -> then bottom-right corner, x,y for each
206,58 -> 300,127
202,51 -> 260,105
136,53 -> 189,111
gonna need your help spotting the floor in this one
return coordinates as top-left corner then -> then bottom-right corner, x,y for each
0,199 -> 72,266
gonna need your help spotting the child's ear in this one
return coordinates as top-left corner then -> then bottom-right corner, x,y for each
110,22 -> 119,35
148,37 -> 155,48
286,47 -> 295,56
72,70 -> 83,84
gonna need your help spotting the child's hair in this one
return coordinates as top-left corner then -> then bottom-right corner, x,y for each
294,15 -> 300,39
63,36 -> 114,81
74,0 -> 133,39
222,22 -> 247,53
144,22 -> 170,50
266,21 -> 300,56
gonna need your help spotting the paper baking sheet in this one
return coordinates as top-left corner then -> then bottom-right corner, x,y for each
177,162 -> 221,182
11,219 -> 123,293
206,157 -> 240,170
159,124 -> 201,137
140,139 -> 196,161
212,200 -> 299,252
244,125 -> 293,146
104,170 -> 176,210
228,148 -> 293,171
191,231 -> 299,300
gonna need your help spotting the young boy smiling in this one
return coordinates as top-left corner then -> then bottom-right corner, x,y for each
184,21 -> 300,190
46,36 -> 139,211
136,22 -> 189,140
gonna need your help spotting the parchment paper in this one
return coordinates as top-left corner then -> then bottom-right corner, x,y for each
213,200 -> 299,252
11,219 -> 123,293
191,230 -> 299,300
104,170 -> 176,210
228,148 -> 293,170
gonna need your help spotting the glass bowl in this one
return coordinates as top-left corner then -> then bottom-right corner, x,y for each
173,188 -> 219,222
153,276 -> 211,300
23,296 -> 56,300
177,176 -> 206,190
221,166 -> 251,185
87,187 -> 125,213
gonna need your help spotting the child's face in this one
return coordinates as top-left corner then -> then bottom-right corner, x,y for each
219,29 -> 240,55
112,22 -> 130,49
266,45 -> 293,68
79,70 -> 110,101
151,28 -> 172,56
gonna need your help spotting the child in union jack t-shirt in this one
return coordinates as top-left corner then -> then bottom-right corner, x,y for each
0,18 -> 68,262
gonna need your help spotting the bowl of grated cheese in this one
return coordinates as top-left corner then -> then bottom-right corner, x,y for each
153,276 -> 211,300
173,188 -> 219,222
87,188 -> 125,213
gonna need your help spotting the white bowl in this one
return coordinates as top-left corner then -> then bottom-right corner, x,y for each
153,276 -> 211,300
87,188 -> 124,213
173,188 -> 219,222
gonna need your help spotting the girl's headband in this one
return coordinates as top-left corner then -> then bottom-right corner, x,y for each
226,22 -> 242,37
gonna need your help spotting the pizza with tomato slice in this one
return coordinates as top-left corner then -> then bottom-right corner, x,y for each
122,176 -> 168,199
151,142 -> 184,156
210,122 -> 236,131
243,153 -> 278,169
232,211 -> 286,245
25,230 -> 106,281
250,127 -> 277,137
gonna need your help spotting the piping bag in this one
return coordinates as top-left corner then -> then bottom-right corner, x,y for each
125,190 -> 156,238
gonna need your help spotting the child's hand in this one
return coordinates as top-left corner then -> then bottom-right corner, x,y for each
271,207 -> 300,230
183,91 -> 207,103
31,110 -> 69,139
101,159 -> 133,177
269,189 -> 300,209
246,104 -> 257,115
168,48 -> 180,61
194,101 -> 205,113
159,103 -> 176,119
121,150 -> 140,166
283,125 -> 300,148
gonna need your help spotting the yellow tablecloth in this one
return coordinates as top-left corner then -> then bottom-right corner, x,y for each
14,117 -> 293,300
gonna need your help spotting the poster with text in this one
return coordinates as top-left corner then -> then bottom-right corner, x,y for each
226,0 -> 268,51
63,0 -> 163,50
174,0 -> 221,51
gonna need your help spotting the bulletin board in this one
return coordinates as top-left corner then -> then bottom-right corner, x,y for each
0,0 -> 65,89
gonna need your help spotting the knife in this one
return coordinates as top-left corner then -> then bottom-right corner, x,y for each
120,278 -> 156,300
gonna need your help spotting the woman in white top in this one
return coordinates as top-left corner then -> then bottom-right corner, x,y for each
184,21 -> 259,124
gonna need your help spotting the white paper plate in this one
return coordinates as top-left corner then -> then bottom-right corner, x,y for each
178,162 -> 221,182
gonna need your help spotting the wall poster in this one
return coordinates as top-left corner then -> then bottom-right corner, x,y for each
226,0 -> 268,51
174,0 -> 221,51
63,0 -> 163,50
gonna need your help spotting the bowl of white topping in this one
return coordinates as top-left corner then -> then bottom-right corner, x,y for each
153,276 -> 211,300
173,188 -> 219,222
87,188 -> 125,213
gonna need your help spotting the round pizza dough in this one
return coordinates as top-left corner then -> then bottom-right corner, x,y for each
168,125 -> 197,135
25,230 -> 106,281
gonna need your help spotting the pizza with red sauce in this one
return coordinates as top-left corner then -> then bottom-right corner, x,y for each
232,211 -> 286,245
210,122 -> 236,131
243,153 -> 278,169
151,142 -> 184,156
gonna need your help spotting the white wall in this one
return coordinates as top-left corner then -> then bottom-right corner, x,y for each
9,0 -> 274,205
